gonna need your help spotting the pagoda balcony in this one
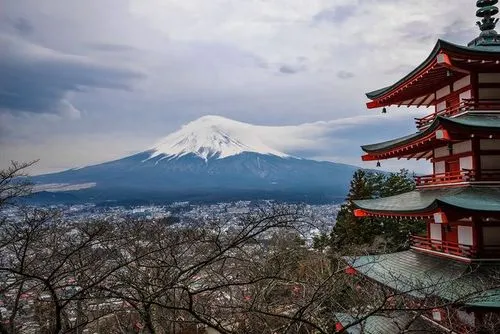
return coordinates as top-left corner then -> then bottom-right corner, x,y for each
410,235 -> 500,260
414,169 -> 500,188
410,235 -> 477,259
416,99 -> 500,129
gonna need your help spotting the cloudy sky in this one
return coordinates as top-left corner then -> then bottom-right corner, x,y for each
0,0 -> 479,174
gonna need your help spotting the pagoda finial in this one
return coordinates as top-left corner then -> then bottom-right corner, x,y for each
476,0 -> 499,33
468,0 -> 500,47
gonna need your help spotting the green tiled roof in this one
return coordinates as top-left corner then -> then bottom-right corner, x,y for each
440,114 -> 500,130
361,132 -> 426,154
362,114 -> 500,154
366,39 -> 500,100
335,312 -> 432,334
354,187 -> 500,214
345,251 -> 500,308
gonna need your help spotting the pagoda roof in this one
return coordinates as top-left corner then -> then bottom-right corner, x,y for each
345,250 -> 500,308
353,186 -> 500,216
335,312 -> 434,334
362,114 -> 500,161
366,39 -> 500,109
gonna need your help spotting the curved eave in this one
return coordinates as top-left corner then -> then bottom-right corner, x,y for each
353,187 -> 500,217
366,40 -> 443,100
361,119 -> 440,155
362,114 -> 500,161
366,39 -> 500,109
439,114 -> 500,132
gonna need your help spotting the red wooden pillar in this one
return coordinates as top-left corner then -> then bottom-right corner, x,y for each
470,71 -> 478,102
472,138 -> 481,181
472,216 -> 482,257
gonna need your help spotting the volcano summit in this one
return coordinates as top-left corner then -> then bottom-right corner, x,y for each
30,116 -> 360,204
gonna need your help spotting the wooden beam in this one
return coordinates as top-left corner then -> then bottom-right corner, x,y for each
436,53 -> 470,74
407,152 -> 418,160
416,151 -> 430,160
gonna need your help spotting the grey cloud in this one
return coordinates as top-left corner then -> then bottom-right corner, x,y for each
11,17 -> 34,36
440,19 -> 476,43
313,5 -> 357,24
0,35 -> 144,115
384,64 -> 414,75
337,70 -> 355,79
400,21 -> 435,43
279,64 -> 306,74
88,43 -> 138,53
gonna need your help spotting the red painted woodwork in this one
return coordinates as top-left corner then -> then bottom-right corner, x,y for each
415,170 -> 466,187
446,94 -> 460,111
434,212 -> 449,225
410,235 -> 477,258
434,85 -> 472,105
416,99 -> 500,129
354,209 -> 369,217
432,152 -> 473,163
345,266 -> 357,276
446,160 -> 460,173
435,129 -> 450,140
411,234 -> 500,259
415,169 -> 500,187
445,226 -> 458,244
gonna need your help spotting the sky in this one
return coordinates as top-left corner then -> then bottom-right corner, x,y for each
0,0 -> 480,175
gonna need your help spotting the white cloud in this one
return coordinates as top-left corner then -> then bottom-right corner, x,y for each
0,0 -> 480,174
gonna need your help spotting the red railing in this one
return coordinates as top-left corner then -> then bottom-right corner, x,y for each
415,169 -> 500,187
411,236 -> 500,259
410,235 -> 477,258
415,170 -> 470,187
416,99 -> 500,129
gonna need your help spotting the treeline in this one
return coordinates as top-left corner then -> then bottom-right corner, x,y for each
314,169 -> 426,254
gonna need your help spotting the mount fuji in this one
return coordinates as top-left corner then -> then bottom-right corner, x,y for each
29,116 -> 361,204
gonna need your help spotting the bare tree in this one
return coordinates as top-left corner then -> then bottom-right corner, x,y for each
1,162 -> 500,334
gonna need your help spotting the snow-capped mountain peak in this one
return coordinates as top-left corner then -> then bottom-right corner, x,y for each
150,115 -> 289,160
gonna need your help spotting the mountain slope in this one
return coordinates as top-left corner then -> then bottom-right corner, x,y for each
29,116 -> 361,204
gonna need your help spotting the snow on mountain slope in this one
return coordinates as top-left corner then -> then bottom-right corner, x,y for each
150,115 -> 290,160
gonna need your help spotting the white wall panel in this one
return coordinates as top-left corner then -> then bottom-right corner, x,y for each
453,76 -> 471,91
453,140 -> 472,154
430,224 -> 442,241
436,101 -> 447,112
480,139 -> 500,150
459,90 -> 471,101
458,226 -> 473,246
435,161 -> 446,174
481,156 -> 500,169
478,88 -> 500,100
459,156 -> 473,170
436,86 -> 451,100
435,146 -> 449,158
478,73 -> 500,83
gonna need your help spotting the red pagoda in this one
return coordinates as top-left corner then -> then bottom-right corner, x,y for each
340,1 -> 500,332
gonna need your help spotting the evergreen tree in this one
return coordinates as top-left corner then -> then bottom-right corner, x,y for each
330,170 -> 378,250
329,169 -> 425,254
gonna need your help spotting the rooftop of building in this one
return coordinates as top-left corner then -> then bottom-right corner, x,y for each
365,2 -> 500,109
361,113 -> 500,156
353,186 -> 500,216
335,312 -> 438,334
345,250 -> 500,309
